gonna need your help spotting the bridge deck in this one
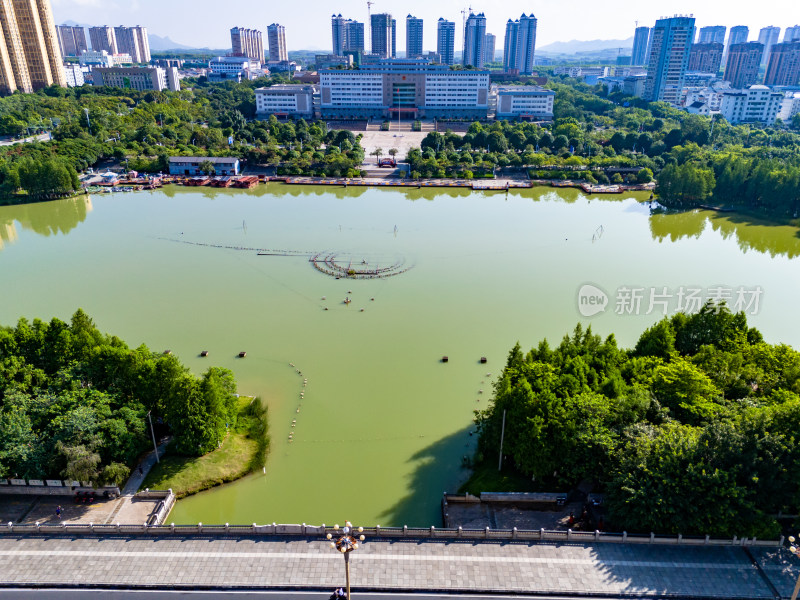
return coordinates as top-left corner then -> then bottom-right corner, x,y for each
0,535 -> 797,598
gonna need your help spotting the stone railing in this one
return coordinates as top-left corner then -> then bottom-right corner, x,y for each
0,521 -> 782,548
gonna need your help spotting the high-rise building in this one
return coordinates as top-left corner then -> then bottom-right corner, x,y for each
697,26 -> 726,45
724,42 -> 764,88
391,18 -> 396,58
764,41 -> 800,86
133,26 -> 150,63
231,27 -> 264,61
688,42 -> 723,73
785,26 -> 800,42
484,33 -> 496,63
267,23 -> 287,62
631,26 -> 651,65
114,26 -> 147,63
332,14 -> 348,55
89,26 -> 117,54
437,18 -> 455,65
758,26 -> 781,65
463,11 -> 487,67
370,13 -> 393,58
0,0 -> 66,93
727,26 -> 749,48
56,25 -> 87,57
406,15 -> 423,58
332,15 -> 365,55
644,15 -> 695,106
503,13 -> 536,75
503,19 -> 518,72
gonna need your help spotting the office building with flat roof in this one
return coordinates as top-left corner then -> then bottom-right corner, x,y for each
631,26 -> 651,66
644,15 -> 695,105
268,23 -> 287,62
93,66 -> 179,92
231,27 -> 264,61
319,58 -> 489,120
0,0 -> 65,93
89,26 -> 117,54
56,25 -> 87,57
406,15 -> 423,58
437,18 -> 455,65
785,26 -> 800,43
724,42 -> 763,88
688,42 -> 723,74
764,41 -> 800,86
496,85 -> 555,120
255,84 -> 315,118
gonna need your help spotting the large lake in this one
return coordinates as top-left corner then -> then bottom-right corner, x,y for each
2,184 -> 799,526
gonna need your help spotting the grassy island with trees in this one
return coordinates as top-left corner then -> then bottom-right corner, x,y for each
0,310 -> 268,493
469,303 -> 800,539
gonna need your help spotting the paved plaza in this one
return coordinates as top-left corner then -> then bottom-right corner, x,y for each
1,534 -> 799,597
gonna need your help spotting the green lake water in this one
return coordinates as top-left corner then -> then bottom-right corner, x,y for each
2,184 -> 800,526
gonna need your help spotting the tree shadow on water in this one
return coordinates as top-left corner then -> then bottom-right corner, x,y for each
377,425 -> 475,528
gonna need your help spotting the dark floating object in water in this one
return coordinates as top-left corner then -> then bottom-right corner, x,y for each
480,357 -> 487,364
238,351 -> 247,358
200,351 -> 209,357
441,356 -> 449,363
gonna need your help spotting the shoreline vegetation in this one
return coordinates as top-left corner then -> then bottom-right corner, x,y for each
0,75 -> 797,225
0,310 -> 259,494
470,302 -> 800,539
141,395 -> 270,498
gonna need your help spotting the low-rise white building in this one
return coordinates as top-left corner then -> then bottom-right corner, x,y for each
255,85 -> 316,118
553,66 -> 582,77
683,87 -> 726,112
93,66 -> 180,92
719,85 -> 784,124
63,63 -> 85,87
79,50 -> 132,67
495,85 -> 555,120
208,57 -> 262,82
778,92 -> 800,121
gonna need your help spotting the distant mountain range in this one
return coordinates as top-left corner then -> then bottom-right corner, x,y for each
537,38 -> 634,56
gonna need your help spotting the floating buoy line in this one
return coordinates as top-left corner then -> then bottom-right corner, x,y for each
157,237 -> 413,280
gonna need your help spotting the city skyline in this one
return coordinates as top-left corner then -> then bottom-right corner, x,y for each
50,0 -> 799,53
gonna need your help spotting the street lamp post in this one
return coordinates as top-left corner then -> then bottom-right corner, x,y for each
326,521 -> 365,599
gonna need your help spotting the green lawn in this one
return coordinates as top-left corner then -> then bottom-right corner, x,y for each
458,460 -> 539,496
141,396 -> 269,498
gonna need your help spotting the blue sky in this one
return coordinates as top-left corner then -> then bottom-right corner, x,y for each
51,0 -> 798,50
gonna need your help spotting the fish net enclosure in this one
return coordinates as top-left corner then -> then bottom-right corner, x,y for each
310,253 -> 411,279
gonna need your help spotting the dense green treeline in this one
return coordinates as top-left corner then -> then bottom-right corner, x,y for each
0,79 -> 365,203
475,304 -> 800,538
0,310 -> 241,484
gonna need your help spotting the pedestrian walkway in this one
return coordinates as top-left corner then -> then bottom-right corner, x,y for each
121,439 -> 170,496
0,535 -> 794,597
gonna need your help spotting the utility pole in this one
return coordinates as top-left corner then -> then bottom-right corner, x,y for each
498,409 -> 506,471
147,410 -> 160,463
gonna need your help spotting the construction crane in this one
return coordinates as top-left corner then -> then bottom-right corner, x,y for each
367,1 -> 374,51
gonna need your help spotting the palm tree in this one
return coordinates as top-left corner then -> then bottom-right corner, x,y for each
371,147 -> 384,164
388,148 -> 399,164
